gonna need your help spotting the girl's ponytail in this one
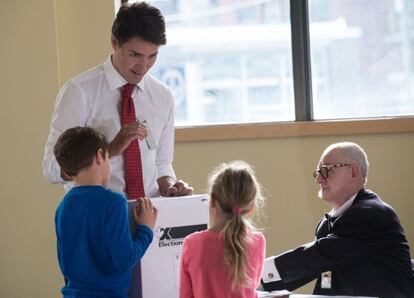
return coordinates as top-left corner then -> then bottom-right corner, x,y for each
222,211 -> 252,287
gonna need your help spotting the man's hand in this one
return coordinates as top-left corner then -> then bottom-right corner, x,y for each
132,197 -> 158,230
166,180 -> 193,197
157,176 -> 193,197
108,122 -> 148,157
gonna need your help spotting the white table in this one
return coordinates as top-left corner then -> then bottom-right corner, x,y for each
291,295 -> 376,298
258,291 -> 376,298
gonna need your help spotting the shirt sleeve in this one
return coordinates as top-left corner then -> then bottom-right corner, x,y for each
155,88 -> 176,180
105,197 -> 153,272
42,81 -> 89,184
262,256 -> 282,283
179,238 -> 194,298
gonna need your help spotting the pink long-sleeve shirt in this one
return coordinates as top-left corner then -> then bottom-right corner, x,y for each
179,230 -> 266,298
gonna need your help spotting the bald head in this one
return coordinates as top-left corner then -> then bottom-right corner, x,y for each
321,142 -> 369,185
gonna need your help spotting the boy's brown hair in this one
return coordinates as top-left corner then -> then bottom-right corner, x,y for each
53,126 -> 108,178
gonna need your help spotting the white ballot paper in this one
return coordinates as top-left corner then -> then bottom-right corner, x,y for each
129,194 -> 209,298
257,290 -> 291,297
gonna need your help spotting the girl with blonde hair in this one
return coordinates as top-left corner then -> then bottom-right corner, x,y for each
180,160 -> 266,298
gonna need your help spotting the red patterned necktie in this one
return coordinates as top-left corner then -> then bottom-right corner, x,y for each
121,83 -> 145,199
122,86 -> 144,298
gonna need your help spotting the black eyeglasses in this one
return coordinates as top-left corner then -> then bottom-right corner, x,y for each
313,163 -> 351,179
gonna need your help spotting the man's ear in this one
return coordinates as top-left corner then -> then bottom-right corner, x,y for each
351,164 -> 361,180
111,35 -> 118,50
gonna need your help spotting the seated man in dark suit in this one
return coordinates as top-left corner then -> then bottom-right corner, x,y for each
262,142 -> 414,298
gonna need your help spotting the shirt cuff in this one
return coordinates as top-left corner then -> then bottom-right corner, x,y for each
262,256 -> 281,283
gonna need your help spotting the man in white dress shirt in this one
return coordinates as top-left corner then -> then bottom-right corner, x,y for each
43,2 -> 192,198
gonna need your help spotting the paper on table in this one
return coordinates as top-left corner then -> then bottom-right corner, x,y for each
257,289 -> 291,298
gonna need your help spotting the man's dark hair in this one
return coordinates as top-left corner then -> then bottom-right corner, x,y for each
112,1 -> 167,46
54,127 -> 109,178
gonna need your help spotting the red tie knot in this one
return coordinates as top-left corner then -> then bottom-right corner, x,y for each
122,83 -> 135,99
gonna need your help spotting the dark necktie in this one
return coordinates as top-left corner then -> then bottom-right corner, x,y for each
121,83 -> 145,199
121,84 -> 144,298
324,213 -> 337,234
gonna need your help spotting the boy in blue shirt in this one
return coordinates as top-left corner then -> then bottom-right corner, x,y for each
54,126 -> 157,298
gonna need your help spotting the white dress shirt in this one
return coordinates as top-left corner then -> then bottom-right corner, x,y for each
43,56 -> 176,197
262,193 -> 358,284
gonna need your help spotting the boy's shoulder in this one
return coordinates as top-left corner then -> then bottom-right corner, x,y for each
64,186 -> 127,204
98,187 -> 128,207
103,187 -> 127,199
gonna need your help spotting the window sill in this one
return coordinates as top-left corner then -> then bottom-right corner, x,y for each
175,117 -> 414,142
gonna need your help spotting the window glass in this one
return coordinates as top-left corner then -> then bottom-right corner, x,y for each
145,0 -> 295,126
310,0 -> 414,119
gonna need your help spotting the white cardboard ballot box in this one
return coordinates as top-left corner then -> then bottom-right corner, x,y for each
129,194 -> 209,298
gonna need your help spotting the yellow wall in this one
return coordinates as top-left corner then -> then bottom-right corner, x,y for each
54,0 -> 113,83
0,1 -> 413,297
0,1 -> 113,297
0,1 -> 60,297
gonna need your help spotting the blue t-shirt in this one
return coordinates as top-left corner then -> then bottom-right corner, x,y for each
55,186 -> 153,298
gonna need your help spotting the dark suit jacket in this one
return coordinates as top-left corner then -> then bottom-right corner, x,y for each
263,188 -> 414,298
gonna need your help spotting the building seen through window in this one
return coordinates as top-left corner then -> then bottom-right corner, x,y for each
310,0 -> 414,119
126,0 -> 414,126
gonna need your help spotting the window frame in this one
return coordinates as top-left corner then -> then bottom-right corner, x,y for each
175,117 -> 414,142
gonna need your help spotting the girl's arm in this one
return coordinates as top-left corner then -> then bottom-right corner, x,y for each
256,232 -> 267,287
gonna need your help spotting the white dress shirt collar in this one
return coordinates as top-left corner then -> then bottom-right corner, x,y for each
329,193 -> 358,218
103,55 -> 145,92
